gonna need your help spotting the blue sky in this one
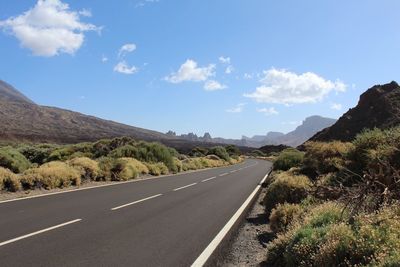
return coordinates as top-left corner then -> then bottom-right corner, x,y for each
0,0 -> 399,139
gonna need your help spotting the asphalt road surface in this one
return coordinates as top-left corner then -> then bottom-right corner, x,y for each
0,159 -> 272,267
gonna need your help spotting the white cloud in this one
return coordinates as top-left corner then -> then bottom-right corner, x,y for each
204,80 -> 227,91
136,0 -> 160,8
219,56 -> 230,64
330,103 -> 342,110
226,103 -> 246,113
225,65 -> 234,74
0,0 -> 100,57
79,9 -> 92,17
257,107 -> 279,116
243,73 -> 253,79
244,68 -> 347,104
165,59 -> 215,83
101,55 -> 108,62
113,61 -> 137,74
118,43 -> 136,58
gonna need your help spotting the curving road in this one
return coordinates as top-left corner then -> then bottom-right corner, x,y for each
0,159 -> 271,266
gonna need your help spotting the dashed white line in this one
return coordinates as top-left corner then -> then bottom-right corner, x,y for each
173,183 -> 197,191
0,219 -> 82,247
230,170 -> 237,173
201,176 -> 216,182
111,194 -> 163,211
219,173 -> 229,177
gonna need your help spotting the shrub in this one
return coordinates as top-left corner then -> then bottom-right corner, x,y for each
109,145 -> 138,158
265,202 -> 345,267
18,145 -> 54,165
0,147 -> 31,173
207,146 -> 230,161
225,145 -> 241,157
97,157 -> 117,181
109,159 -> 139,181
119,158 -> 149,175
269,203 -> 303,233
263,171 -> 311,214
302,141 -> 354,178
68,157 -> 101,182
273,148 -> 304,171
146,162 -> 169,176
173,157 -> 183,173
189,147 -> 209,157
0,166 -> 21,192
21,161 -> 81,190
265,203 -> 400,267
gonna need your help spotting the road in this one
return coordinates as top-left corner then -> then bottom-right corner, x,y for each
0,159 -> 272,266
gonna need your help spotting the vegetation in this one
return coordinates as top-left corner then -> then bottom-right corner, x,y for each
273,148 -> 304,171
0,147 -> 31,173
263,127 -> 400,266
0,137 -> 242,193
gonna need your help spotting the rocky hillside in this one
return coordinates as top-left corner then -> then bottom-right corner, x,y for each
0,80 -> 177,144
309,81 -> 400,142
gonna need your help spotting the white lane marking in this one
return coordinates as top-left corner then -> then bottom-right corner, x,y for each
0,219 -> 82,247
191,171 -> 271,267
230,170 -> 237,173
111,194 -> 163,211
173,183 -> 197,191
201,176 -> 216,183
0,161 -> 249,205
219,173 -> 229,177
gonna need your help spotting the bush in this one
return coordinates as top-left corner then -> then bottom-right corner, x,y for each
119,158 -> 149,175
0,166 -> 21,192
97,157 -> 117,181
21,161 -> 81,190
302,141 -> 354,178
265,202 -> 400,267
0,147 -> 31,173
109,145 -> 138,158
146,162 -> 169,176
265,202 -> 345,267
18,145 -> 54,165
273,148 -> 304,171
109,158 -> 139,181
269,203 -> 303,233
207,146 -> 230,161
68,157 -> 101,182
263,171 -> 311,214
173,157 -> 183,173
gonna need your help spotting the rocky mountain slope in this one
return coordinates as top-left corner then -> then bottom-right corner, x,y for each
0,80 -> 179,144
309,81 -> 400,142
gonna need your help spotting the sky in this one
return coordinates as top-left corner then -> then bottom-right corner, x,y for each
0,0 -> 399,139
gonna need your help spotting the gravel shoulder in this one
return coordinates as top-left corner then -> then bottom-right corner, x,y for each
221,189 -> 273,266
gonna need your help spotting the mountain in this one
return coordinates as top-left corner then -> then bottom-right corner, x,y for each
309,81 -> 400,142
176,115 -> 336,148
0,80 -> 183,145
0,80 -> 35,104
275,116 -> 337,147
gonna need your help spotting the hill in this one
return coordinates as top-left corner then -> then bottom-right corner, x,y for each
309,81 -> 400,142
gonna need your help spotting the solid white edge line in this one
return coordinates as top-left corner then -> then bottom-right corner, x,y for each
0,219 -> 82,247
191,170 -> 270,267
0,161 -> 248,205
201,177 -> 217,183
111,194 -> 163,211
173,183 -> 197,191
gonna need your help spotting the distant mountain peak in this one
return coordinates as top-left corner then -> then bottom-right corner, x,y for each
0,80 -> 35,104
